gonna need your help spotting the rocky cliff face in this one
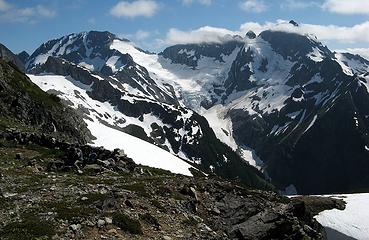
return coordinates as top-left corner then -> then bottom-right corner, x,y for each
160,40 -> 243,69
16,51 -> 29,66
221,31 -> 369,194
0,44 -> 25,72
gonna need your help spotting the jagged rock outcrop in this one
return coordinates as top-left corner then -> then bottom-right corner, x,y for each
160,40 -> 244,69
0,58 -> 92,144
245,30 -> 257,39
17,51 -> 29,66
0,44 -> 25,72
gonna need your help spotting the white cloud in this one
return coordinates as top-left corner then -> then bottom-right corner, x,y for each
124,30 -> 152,40
160,26 -> 240,45
337,48 -> 369,61
322,0 -> 369,15
0,1 -> 55,23
110,0 -> 159,18
280,0 -> 319,10
158,20 -> 369,48
240,0 -> 267,13
35,5 -> 56,18
135,30 -> 151,40
181,0 -> 212,6
0,0 -> 10,11
240,20 -> 369,45
300,22 -> 369,44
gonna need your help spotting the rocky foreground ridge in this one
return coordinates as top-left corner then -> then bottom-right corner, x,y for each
0,129 -> 345,239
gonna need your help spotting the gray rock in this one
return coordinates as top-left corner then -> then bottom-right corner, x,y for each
97,219 -> 106,228
245,30 -> 256,39
83,164 -> 103,174
189,187 -> 199,202
105,217 -> 113,224
70,224 -> 81,231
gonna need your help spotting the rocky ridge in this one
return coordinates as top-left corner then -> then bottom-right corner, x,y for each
0,44 -> 25,72
0,58 -> 91,144
0,129 -> 344,239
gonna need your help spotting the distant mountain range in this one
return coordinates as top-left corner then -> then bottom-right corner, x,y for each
6,21 -> 369,194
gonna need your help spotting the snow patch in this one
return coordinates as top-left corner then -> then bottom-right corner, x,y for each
315,193 -> 369,240
86,119 -> 193,176
307,47 -> 324,62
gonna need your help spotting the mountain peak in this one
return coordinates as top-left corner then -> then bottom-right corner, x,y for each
27,30 -> 133,71
245,30 -> 257,39
83,30 -> 130,44
17,51 -> 29,65
259,29 -> 332,61
289,20 -> 299,27
0,43 -> 25,72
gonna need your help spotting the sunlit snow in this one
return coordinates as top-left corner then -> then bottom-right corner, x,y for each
28,74 -> 194,176
315,193 -> 369,240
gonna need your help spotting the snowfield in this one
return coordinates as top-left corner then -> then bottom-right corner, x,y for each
201,104 -> 264,168
85,119 -> 193,176
28,74 -> 194,176
110,39 -> 240,111
109,39 -> 266,167
315,193 -> 369,240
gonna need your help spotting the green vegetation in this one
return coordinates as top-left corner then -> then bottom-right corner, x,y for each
44,201 -> 96,221
171,191 -> 185,201
181,216 -> 199,226
142,166 -> 172,176
0,117 -> 35,132
139,213 -> 160,228
112,213 -> 143,235
0,197 -> 9,209
122,183 -> 149,197
79,192 -> 108,205
3,62 -> 60,108
151,199 -> 167,213
28,145 -> 65,159
0,216 -> 55,240
156,185 -> 185,201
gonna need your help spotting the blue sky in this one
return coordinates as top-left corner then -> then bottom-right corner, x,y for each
1,0 -> 369,56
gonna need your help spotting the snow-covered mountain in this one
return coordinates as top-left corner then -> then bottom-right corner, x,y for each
25,31 -> 269,189
28,73 -> 195,176
156,25 -> 369,195
24,23 -> 369,194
